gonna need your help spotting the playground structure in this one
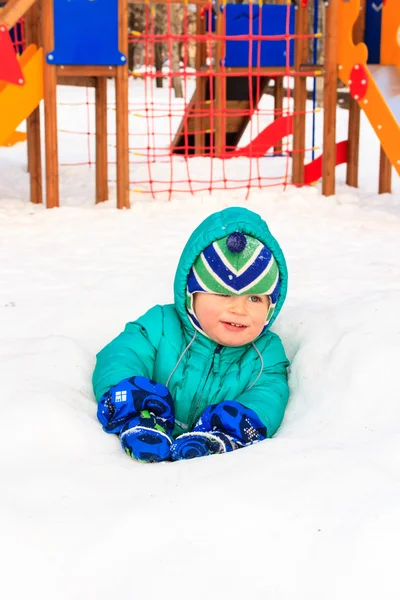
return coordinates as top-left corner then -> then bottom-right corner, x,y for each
0,0 -> 398,208
338,0 -> 400,193
0,0 -> 129,208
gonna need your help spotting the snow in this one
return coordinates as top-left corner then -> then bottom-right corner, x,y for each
0,79 -> 400,600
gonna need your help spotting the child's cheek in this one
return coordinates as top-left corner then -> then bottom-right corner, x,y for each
199,307 -> 216,331
253,309 -> 268,331
209,307 -> 221,326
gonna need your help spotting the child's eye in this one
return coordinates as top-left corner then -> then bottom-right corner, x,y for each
249,296 -> 261,303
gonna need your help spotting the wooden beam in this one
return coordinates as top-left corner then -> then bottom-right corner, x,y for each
219,66 -> 323,77
116,0 -> 130,208
346,0 -> 366,188
1,0 -> 37,29
24,1 -> 42,204
42,0 -> 59,208
379,147 -> 392,194
57,76 -> 97,88
95,78 -> 109,203
128,0 -> 210,4
23,0 -> 41,45
292,5 -> 308,185
26,105 -> 42,204
274,77 -> 284,155
347,97 -> 361,187
322,0 -> 339,197
56,66 -> 117,78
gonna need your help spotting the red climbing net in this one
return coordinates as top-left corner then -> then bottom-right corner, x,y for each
124,1 -> 320,199
58,1 -> 321,200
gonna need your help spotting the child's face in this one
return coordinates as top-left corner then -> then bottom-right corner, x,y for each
193,293 -> 270,347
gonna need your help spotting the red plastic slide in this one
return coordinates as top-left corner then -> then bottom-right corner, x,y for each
223,115 -> 348,186
304,140 -> 348,185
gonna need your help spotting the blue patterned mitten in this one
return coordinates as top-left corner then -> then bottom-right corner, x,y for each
97,376 -> 174,434
120,411 -> 173,463
171,401 -> 267,461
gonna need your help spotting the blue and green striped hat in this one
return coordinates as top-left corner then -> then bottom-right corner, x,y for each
186,231 -> 280,334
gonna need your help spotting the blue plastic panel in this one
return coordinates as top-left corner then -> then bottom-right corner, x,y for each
364,0 -> 382,65
225,5 -> 295,68
47,0 -> 126,66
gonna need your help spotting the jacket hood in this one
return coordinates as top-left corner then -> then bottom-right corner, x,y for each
173,207 -> 288,337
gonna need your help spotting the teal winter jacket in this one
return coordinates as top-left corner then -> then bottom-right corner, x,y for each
93,207 -> 290,438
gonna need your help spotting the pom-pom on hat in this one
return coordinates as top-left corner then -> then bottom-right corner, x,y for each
186,232 -> 280,335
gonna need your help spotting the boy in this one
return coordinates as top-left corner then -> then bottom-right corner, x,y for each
93,207 -> 289,462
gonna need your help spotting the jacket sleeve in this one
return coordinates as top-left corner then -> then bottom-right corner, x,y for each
234,335 -> 290,438
92,305 -> 164,402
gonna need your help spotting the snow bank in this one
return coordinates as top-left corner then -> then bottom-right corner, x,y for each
0,83 -> 399,600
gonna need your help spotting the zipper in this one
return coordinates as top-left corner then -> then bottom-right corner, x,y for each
187,344 -> 222,428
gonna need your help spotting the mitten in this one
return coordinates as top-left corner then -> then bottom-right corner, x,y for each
194,400 -> 267,443
120,411 -> 173,463
97,376 -> 174,434
171,401 -> 266,461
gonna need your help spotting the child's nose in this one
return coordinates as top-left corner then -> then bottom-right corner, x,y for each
229,296 -> 247,315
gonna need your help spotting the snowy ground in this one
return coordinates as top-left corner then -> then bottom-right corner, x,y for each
0,81 -> 400,600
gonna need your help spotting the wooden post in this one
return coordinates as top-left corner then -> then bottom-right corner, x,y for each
292,5 -> 308,185
215,5 -> 226,156
24,0 -> 42,204
194,6 -> 206,155
346,0 -> 366,188
42,0 -> 59,208
274,77 -> 284,155
346,102 -> 361,188
95,77 -> 109,203
379,147 -> 392,194
322,0 -> 338,197
26,105 -> 43,207
116,0 -> 130,209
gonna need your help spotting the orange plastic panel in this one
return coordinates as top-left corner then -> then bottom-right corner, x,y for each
337,0 -> 400,176
1,130 -> 27,146
381,0 -> 400,69
0,45 -> 43,146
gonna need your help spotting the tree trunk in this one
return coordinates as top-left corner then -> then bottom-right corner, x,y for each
171,4 -> 183,98
128,4 -> 145,74
155,4 -> 167,88
155,43 -> 164,88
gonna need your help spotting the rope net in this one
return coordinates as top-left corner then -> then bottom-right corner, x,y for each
125,1 -> 320,199
57,1 -> 322,200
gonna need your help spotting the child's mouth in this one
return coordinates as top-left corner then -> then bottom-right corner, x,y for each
222,322 -> 248,332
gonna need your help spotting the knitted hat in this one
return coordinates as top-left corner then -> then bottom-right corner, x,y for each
186,231 -> 280,335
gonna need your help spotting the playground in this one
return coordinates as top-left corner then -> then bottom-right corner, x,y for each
1,3 -> 400,600
0,0 -> 398,206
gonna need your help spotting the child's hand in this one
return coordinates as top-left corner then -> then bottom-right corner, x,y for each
171,401 -> 267,461
119,412 -> 173,463
194,401 -> 267,443
170,430 -> 239,460
97,376 -> 174,434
